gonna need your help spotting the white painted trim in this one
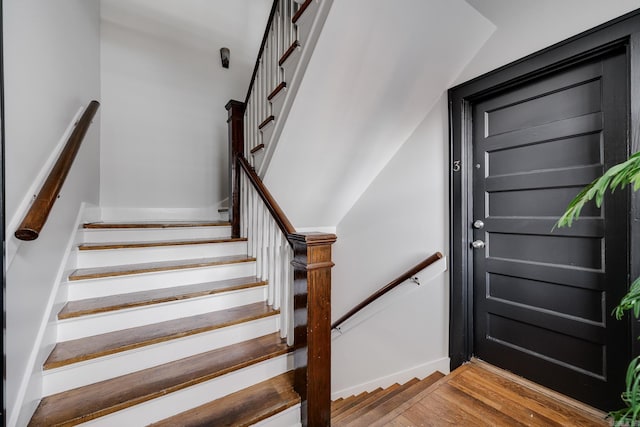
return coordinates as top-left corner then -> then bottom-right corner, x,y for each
79,354 -> 294,426
330,357 -> 450,400
6,106 -> 85,269
76,240 -> 248,269
8,202 -> 89,427
43,317 -> 279,396
332,257 -> 448,338
295,226 -> 336,234
57,286 -> 267,341
98,206 -> 226,222
252,403 -> 301,427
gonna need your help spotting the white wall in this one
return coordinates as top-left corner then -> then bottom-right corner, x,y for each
264,0 -> 494,229
332,97 -> 450,396
99,0 -> 270,212
457,0 -> 640,84
3,0 -> 101,424
328,0 -> 640,396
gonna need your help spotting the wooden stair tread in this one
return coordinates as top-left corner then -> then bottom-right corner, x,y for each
334,381 -> 413,425
149,371 -> 299,427
338,372 -> 444,427
78,236 -> 247,251
332,384 -> 404,422
83,221 -> 230,229
292,0 -> 312,23
30,333 -> 290,427
58,276 -> 266,319
331,387 -> 384,416
330,391 -> 370,419
45,302 -> 278,370
69,255 -> 255,281
331,387 -> 384,420
332,384 -> 401,416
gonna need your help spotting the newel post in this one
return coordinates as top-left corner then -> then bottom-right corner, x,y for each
225,100 -> 245,238
290,232 -> 337,427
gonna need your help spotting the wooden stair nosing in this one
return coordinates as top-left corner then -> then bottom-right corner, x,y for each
329,391 -> 371,419
279,40 -> 300,66
44,302 -> 278,370
267,82 -> 287,101
30,333 -> 290,427
83,221 -> 230,229
333,381 -> 417,425
356,372 -> 447,427
250,143 -> 265,155
78,237 -> 247,251
331,389 -> 379,418
331,387 -> 388,421
292,0 -> 312,24
68,255 -> 255,281
258,115 -> 275,130
149,371 -> 299,427
58,276 -> 267,320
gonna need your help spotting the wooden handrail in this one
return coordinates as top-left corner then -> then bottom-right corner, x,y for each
15,100 -> 100,241
237,154 -> 296,238
243,0 -> 279,108
331,252 -> 444,330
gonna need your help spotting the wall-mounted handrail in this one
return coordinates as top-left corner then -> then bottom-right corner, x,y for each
15,100 -> 100,241
237,155 -> 296,239
331,252 -> 444,331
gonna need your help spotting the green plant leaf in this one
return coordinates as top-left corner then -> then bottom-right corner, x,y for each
555,151 -> 640,229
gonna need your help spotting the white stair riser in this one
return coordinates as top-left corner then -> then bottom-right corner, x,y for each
253,404 -> 301,427
67,261 -> 257,300
270,88 -> 287,119
43,317 -> 280,396
81,226 -> 231,244
76,241 -> 247,268
57,286 -> 268,341
78,354 -> 294,426
281,47 -> 302,84
294,0 -> 320,45
260,120 -> 276,146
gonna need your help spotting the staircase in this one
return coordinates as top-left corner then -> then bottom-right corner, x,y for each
330,373 -> 445,427
29,220 -> 302,426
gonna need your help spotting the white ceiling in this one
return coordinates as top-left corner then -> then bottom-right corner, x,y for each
101,0 -> 272,67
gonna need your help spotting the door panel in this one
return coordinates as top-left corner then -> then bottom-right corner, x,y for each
472,50 -> 629,410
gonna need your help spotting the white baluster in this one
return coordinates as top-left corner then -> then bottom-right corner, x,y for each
272,226 -> 282,310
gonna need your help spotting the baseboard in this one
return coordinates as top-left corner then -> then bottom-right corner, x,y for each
330,357 -> 450,400
98,206 -> 226,222
8,203 -> 90,427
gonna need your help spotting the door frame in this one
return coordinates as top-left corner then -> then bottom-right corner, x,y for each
449,9 -> 640,370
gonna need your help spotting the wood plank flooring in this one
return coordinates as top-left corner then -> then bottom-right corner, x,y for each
342,360 -> 608,427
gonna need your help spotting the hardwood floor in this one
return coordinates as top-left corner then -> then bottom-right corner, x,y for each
333,360 -> 608,426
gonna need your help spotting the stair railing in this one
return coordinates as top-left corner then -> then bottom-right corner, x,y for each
228,101 -> 335,427
332,252 -> 445,333
242,0 -> 332,174
15,100 -> 100,241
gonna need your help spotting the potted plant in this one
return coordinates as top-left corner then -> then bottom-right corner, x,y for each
556,150 -> 640,425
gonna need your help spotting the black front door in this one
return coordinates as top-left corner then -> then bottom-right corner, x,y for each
471,49 -> 630,410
